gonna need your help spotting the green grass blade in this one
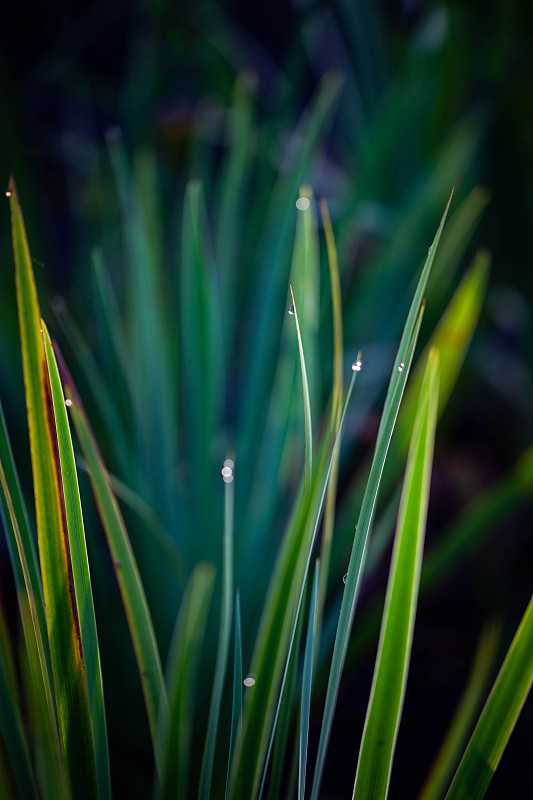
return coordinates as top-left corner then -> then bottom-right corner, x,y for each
239,73 -> 343,468
181,179 -> 223,562
395,250 -> 490,455
310,300 -> 425,800
289,285 -> 313,490
267,597 -> 305,800
18,596 -> 67,799
378,190 -> 453,441
444,594 -> 533,800
107,132 -> 178,537
158,563 -> 216,800
353,349 -> 440,800
198,460 -> 235,800
9,175 -> 98,799
42,323 -> 111,800
244,366 -> 360,800
291,186 -> 320,426
316,198 -> 344,645
225,592 -> 243,800
0,606 -> 37,800
299,561 -> 320,800
0,401 -> 55,718
0,402 -> 46,644
417,623 -> 501,800
57,353 -> 168,768
0,458 -> 63,786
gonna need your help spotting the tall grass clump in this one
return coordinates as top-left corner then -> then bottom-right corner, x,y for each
1,73 -> 532,800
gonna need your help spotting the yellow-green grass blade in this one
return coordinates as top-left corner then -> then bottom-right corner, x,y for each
57,354 -> 168,767
42,323 -> 111,800
0,602 -> 37,799
0,458 -> 62,776
235,365 -> 361,800
225,592 -> 243,800
0,401 -> 53,699
310,301 -> 425,800
425,187 -> 489,306
299,561 -> 320,800
158,563 -> 216,800
353,349 -> 440,800
445,591 -> 533,800
418,623 -> 501,800
18,596 -> 67,799
0,396 -> 50,648
198,461 -> 235,800
395,250 -> 490,456
317,198 -> 344,645
289,285 -> 313,491
9,175 -> 98,799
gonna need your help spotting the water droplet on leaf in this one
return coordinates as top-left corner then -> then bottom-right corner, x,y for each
398,362 -> 405,372
243,676 -> 256,687
65,399 -> 72,407
296,197 -> 310,211
288,303 -> 295,316
352,360 -> 362,372
5,190 -> 11,198
343,573 -> 348,584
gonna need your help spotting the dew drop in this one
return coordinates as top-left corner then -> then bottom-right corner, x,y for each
223,458 -> 235,470
343,573 -> 348,585
221,465 -> 233,483
65,398 -> 73,407
428,247 -> 432,255
296,197 -> 310,211
398,362 -> 405,372
5,190 -> 11,198
243,676 -> 256,687
288,303 -> 295,316
352,360 -> 362,372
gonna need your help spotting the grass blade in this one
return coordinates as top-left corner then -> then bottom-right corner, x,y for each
42,322 -> 111,800
289,286 -> 313,490
158,563 -> 216,800
417,623 -> 501,800
245,365 -> 361,800
198,459 -> 235,800
9,175 -> 98,798
310,300 -> 425,800
316,198 -> 344,643
445,593 -> 533,800
299,560 -> 320,800
267,596 -> 306,800
0,606 -> 37,800
225,592 -> 243,800
353,349 -> 440,800
57,352 -> 168,768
